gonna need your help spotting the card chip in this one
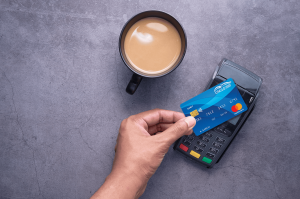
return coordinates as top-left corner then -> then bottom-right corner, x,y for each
190,109 -> 199,117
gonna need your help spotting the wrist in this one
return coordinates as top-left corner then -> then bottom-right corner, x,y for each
91,169 -> 147,199
108,168 -> 147,198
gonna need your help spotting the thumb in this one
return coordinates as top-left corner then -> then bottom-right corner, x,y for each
157,116 -> 196,146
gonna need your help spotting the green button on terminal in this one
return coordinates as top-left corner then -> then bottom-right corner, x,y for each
202,157 -> 212,164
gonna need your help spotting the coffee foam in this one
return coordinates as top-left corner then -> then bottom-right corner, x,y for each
124,17 -> 181,75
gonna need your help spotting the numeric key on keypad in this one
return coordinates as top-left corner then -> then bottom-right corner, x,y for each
197,141 -> 206,148
187,134 -> 195,141
206,153 -> 215,158
202,137 -> 210,142
204,132 -> 213,137
194,146 -> 203,152
216,137 -> 225,143
212,142 -> 222,148
183,139 -> 191,146
209,147 -> 219,153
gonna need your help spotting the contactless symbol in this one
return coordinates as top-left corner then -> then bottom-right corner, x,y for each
190,109 -> 199,117
231,103 -> 242,112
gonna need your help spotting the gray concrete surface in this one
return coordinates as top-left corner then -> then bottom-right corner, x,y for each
1,0 -> 300,198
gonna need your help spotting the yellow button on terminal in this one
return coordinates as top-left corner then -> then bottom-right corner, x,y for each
190,150 -> 201,159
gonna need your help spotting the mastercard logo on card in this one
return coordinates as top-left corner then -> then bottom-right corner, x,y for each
231,103 -> 243,112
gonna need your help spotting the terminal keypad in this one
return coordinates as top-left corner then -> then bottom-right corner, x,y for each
178,130 -> 227,165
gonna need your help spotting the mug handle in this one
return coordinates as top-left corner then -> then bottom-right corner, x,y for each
126,73 -> 143,95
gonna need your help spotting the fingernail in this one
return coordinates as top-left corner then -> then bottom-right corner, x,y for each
184,116 -> 196,128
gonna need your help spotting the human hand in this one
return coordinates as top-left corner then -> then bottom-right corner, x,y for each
91,108 -> 196,199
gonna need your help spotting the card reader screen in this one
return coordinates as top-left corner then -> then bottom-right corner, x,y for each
228,115 -> 241,125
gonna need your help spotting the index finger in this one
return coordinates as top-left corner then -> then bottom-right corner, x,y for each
132,108 -> 185,128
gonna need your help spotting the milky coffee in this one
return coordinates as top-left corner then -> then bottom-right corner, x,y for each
124,17 -> 181,75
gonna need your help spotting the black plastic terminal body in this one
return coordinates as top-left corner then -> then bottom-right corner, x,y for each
174,58 -> 263,168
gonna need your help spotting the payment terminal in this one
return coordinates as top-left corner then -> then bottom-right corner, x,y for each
174,59 -> 263,168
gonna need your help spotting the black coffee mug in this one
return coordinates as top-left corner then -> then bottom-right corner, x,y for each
119,10 -> 187,95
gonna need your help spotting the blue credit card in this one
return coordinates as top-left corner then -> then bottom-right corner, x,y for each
180,78 -> 248,136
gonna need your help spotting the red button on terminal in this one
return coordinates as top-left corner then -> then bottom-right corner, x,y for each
179,144 -> 189,152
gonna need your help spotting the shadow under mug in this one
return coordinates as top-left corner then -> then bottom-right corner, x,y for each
119,10 -> 187,95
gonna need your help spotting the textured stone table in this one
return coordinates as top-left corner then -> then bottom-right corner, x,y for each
1,1 -> 299,198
